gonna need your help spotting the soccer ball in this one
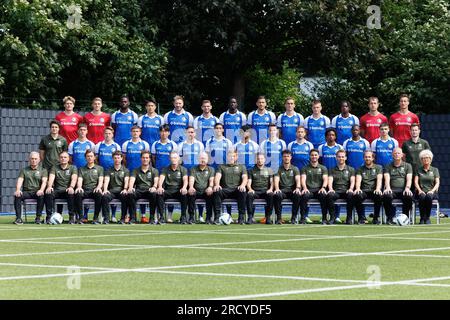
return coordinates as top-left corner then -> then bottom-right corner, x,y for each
49,213 -> 64,225
395,214 -> 410,226
219,214 -> 233,225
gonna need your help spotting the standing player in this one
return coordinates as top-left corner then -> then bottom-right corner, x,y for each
163,95 -> 194,144
68,123 -> 96,222
151,124 -> 178,172
259,124 -> 286,172
45,152 -> 77,224
204,123 -> 234,220
288,126 -> 314,171
343,125 -> 371,170
84,97 -> 111,144
304,99 -> 331,149
300,150 -> 329,224
402,123 -> 431,173
122,126 -> 150,222
94,126 -> 121,222
219,96 -> 247,144
55,96 -> 83,145
273,150 -> 302,225
101,151 -> 130,225
247,96 -> 276,144
246,153 -> 274,224
360,97 -> 388,144
382,148 -> 414,224
354,150 -> 383,224
389,94 -> 420,147
178,126 -> 205,171
234,125 -> 259,170
122,126 -> 150,173
39,120 -> 68,171
213,150 -> 248,224
68,123 -> 96,169
277,97 -> 304,145
14,152 -> 48,225
138,99 -> 164,148
111,95 -> 139,147
318,128 -> 343,170
193,100 -> 219,146
331,101 -> 359,145
371,123 -> 399,167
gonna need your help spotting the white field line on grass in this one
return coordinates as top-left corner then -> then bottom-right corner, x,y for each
209,274 -> 450,300
3,225 -> 450,247
3,245 -> 450,282
4,227 -> 450,258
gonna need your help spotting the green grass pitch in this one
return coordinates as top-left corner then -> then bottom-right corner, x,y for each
1,215 -> 450,300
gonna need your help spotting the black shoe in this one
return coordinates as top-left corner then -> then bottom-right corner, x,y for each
299,218 -> 306,225
128,219 -> 136,225
35,217 -> 42,224
214,220 -> 221,225
369,213 -> 374,218
92,220 -> 100,225
328,219 -> 335,225
14,218 -> 23,225
188,215 -> 195,224
321,220 -> 328,225
157,216 -> 165,224
102,220 -> 109,225
372,218 -> 381,225
265,219 -> 272,225
118,219 -> 125,224
358,219 -> 365,225
246,218 -> 253,225
69,219 -> 76,225
45,217 -> 51,224
77,219 -> 84,225
291,218 -> 297,225
275,219 -> 282,225
425,219 -> 431,225
345,219 -> 352,225
419,219 -> 425,225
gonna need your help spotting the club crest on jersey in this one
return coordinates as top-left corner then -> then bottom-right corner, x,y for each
265,116 -> 269,121
388,144 -> 393,148
294,118 -> 298,123
139,145 -> 143,150
128,116 -> 132,121
360,143 -> 364,148
111,148 -> 116,152
155,119 -> 160,124
377,119 -> 382,123
407,117 -> 411,122
72,117 -> 76,122
320,121 -> 324,126
147,172 -> 152,178
100,118 -> 105,123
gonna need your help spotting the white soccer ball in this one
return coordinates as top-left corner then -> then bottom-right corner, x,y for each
395,213 -> 410,226
50,213 -> 64,225
219,213 -> 233,225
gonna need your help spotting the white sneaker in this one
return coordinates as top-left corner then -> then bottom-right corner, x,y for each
335,217 -> 342,224
111,217 -> 117,223
305,217 -> 313,224
167,218 -> 173,223
199,216 -> 205,223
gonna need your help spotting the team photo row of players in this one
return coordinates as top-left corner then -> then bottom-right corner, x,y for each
13,93 -> 439,225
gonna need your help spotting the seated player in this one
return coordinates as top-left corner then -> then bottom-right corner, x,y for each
102,151 -> 130,225
156,152 -> 189,224
354,150 -> 383,224
14,152 -> 48,225
213,150 -> 248,224
45,151 -> 78,224
382,148 -> 413,225
300,149 -> 328,224
187,152 -> 215,224
128,150 -> 160,224
74,150 -> 104,224
273,150 -> 301,225
326,150 -> 355,225
246,153 -> 274,224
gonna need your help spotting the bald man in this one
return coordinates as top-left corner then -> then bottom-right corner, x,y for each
382,148 -> 414,224
14,152 -> 48,224
187,152 -> 215,224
